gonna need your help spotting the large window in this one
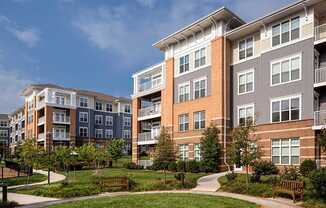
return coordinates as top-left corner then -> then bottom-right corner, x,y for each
271,95 -> 300,123
124,104 -> 131,113
271,55 -> 301,85
179,114 -> 189,132
95,129 -> 103,138
238,104 -> 254,126
239,37 -> 253,60
105,129 -> 113,139
238,70 -> 254,94
195,48 -> 206,68
0,130 -> 8,137
194,144 -> 201,161
79,112 -> 88,123
79,127 -> 88,137
95,102 -> 103,111
272,138 -> 300,165
123,117 -> 131,127
272,16 -> 300,47
105,116 -> 113,126
178,82 -> 190,103
194,78 -> 207,99
95,115 -> 103,125
79,97 -> 88,107
179,55 -> 189,74
179,144 -> 189,161
55,95 -> 65,105
0,120 -> 8,127
106,103 -> 113,112
194,111 -> 205,130
123,130 -> 131,139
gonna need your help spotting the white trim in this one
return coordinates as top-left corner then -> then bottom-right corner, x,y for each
178,113 -> 189,132
193,76 -> 208,100
237,69 -> 254,95
237,103 -> 255,126
79,112 -> 89,123
270,93 -> 302,123
178,81 -> 190,103
194,47 -> 207,69
95,114 -> 103,125
79,127 -> 88,137
95,128 -> 103,138
78,96 -> 89,108
271,137 -> 300,165
238,35 -> 254,61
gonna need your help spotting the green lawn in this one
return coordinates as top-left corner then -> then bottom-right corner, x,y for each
13,168 -> 205,198
2,173 -> 47,186
48,193 -> 258,208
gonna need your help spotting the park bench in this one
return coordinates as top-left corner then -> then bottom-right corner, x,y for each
272,180 -> 304,203
100,176 -> 129,191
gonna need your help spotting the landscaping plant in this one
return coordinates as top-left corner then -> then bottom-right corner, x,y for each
309,168 -> 326,198
251,160 -> 278,182
107,139 -> 125,166
300,159 -> 317,177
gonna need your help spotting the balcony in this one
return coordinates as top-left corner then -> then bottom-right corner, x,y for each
36,99 -> 45,109
53,114 -> 70,124
313,110 -> 326,130
38,116 -> 45,126
138,103 -> 161,121
38,133 -> 45,141
139,78 -> 162,93
137,131 -> 160,145
139,160 -> 153,168
314,67 -> 326,87
315,23 -> 326,44
53,132 -> 70,141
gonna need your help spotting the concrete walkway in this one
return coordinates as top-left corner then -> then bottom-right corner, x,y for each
192,172 -> 227,192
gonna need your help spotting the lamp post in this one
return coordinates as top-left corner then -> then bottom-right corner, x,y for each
46,132 -> 52,185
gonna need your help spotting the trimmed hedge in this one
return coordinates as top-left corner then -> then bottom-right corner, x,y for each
300,160 -> 317,177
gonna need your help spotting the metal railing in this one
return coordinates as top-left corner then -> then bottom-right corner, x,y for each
53,132 -> 70,140
38,133 -> 45,141
315,23 -> 326,42
138,131 -> 160,143
38,116 -> 45,125
53,115 -> 70,124
314,110 -> 326,126
139,160 -> 153,168
138,78 -> 162,93
138,103 -> 161,118
315,67 -> 326,84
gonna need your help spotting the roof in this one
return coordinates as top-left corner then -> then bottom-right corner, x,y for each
226,0 -> 323,40
0,114 -> 9,120
153,7 -> 245,50
10,106 -> 25,116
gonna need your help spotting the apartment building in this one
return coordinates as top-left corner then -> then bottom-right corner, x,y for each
9,107 -> 25,155
21,84 -> 132,151
132,0 -> 326,169
0,114 -> 10,158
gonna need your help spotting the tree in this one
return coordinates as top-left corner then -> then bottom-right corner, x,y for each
77,144 -> 96,168
318,128 -> 326,153
153,127 -> 175,183
53,146 -> 71,172
107,139 -> 125,166
229,122 -> 260,189
200,124 -> 221,172
95,146 -> 109,168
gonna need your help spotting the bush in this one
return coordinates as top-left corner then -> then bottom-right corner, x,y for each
174,172 -> 185,187
123,162 -> 142,170
300,160 -> 317,177
168,162 -> 177,172
252,160 -> 278,182
187,160 -> 200,173
176,161 -> 186,172
309,168 -> 326,198
225,172 -> 237,181
0,201 -> 19,208
280,166 -> 301,181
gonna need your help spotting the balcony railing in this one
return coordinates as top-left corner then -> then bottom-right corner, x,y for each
138,78 -> 162,93
139,160 -> 153,168
53,132 -> 70,141
38,116 -> 45,125
315,23 -> 326,42
138,130 -> 160,144
36,99 -> 45,109
314,110 -> 326,127
138,103 -> 161,118
38,133 -> 45,141
53,115 -> 70,124
315,67 -> 326,85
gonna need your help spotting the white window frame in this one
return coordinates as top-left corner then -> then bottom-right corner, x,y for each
105,129 -> 113,139
179,144 -> 189,161
270,94 -> 301,123
179,114 -> 189,132
179,54 -> 190,74
79,127 -> 88,137
194,143 -> 201,161
237,69 -> 254,95
194,47 -> 206,68
95,102 -> 103,111
95,115 -> 103,125
123,116 -> 131,127
193,77 -> 207,100
271,138 -> 300,165
0,120 -> 8,127
105,115 -> 113,126
79,97 -> 88,108
0,130 -> 8,137
194,111 -> 205,130
124,104 -> 131,113
123,130 -> 131,139
178,82 -> 190,103
238,36 -> 254,60
55,95 -> 65,105
106,103 -> 113,112
95,129 -> 103,138
271,16 -> 300,47
270,53 -> 302,86
79,112 -> 88,123
237,104 -> 255,126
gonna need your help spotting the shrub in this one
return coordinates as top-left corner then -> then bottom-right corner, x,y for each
252,160 -> 278,182
176,161 -> 186,172
168,162 -> 177,172
300,160 -> 317,177
280,166 -> 301,181
225,172 -> 237,181
123,162 -> 142,170
309,168 -> 326,198
0,201 -> 19,208
174,172 -> 185,187
188,160 -> 200,173
139,151 -> 148,157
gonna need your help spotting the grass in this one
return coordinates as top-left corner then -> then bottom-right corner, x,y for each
47,193 -> 258,208
12,167 -> 205,198
1,173 -> 47,186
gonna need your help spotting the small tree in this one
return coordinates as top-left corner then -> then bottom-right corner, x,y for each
96,146 -> 109,168
77,144 -> 96,168
53,146 -> 71,172
200,124 -> 221,172
107,139 -> 125,166
230,122 -> 260,189
153,127 -> 175,183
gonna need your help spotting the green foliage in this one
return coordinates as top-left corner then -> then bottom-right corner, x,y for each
77,144 -> 97,168
300,160 -> 317,177
123,162 -> 142,170
174,172 -> 185,187
107,139 -> 125,163
280,166 -> 301,181
153,127 -> 175,169
251,160 -> 278,182
176,160 -> 186,172
95,146 -> 109,168
187,160 -> 200,173
309,168 -> 326,198
168,162 -> 177,172
200,124 -> 221,172
0,201 -> 19,208
318,128 -> 326,153
53,146 -> 71,171
17,139 -> 44,169
225,172 -> 237,181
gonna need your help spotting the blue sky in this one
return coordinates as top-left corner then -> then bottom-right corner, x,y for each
0,0 -> 296,113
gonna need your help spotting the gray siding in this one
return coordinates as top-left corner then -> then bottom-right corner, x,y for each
231,38 -> 315,127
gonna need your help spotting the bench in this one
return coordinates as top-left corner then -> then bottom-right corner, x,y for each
273,180 -> 304,202
100,176 -> 129,191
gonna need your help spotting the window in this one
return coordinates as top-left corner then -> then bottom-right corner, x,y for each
271,55 -> 301,85
79,97 -> 88,107
123,130 -> 131,139
95,129 -> 103,138
179,114 -> 189,132
95,102 -> 103,111
179,144 -> 189,161
194,78 -> 207,99
179,55 -> 189,74
55,95 -> 65,105
0,130 -> 8,137
271,95 -> 300,123
239,37 -> 253,60
106,103 -> 113,112
123,117 -> 131,127
272,16 -> 300,47
272,138 -> 300,165
124,104 -> 131,113
79,127 -> 88,137
238,70 -> 254,94
105,129 -> 113,139
95,115 -> 103,125
238,104 -> 254,126
0,120 -> 8,127
194,111 -> 205,130
79,112 -> 88,123
194,144 -> 201,161
105,116 -> 113,126
195,48 -> 206,68
178,83 -> 190,102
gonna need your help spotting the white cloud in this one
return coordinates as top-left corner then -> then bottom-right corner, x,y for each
136,0 -> 157,8
7,27 -> 40,48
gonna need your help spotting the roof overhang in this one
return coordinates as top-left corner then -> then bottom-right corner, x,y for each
153,7 -> 245,50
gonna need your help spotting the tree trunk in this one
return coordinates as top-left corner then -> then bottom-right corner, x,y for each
246,165 -> 249,192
